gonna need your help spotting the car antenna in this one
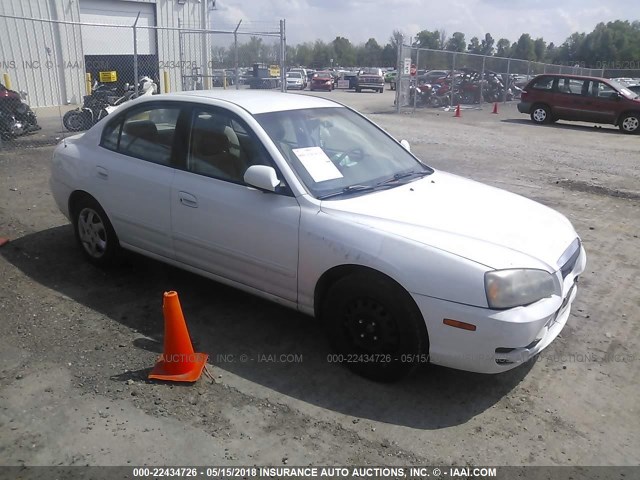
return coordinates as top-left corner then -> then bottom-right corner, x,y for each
45,46 -> 67,147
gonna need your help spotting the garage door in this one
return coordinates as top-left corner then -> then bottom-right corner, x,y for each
80,0 -> 157,55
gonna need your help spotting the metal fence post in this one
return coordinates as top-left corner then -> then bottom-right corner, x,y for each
480,54 -> 486,107
234,20 -> 241,90
280,19 -> 286,92
451,52 -> 456,107
413,48 -> 420,112
395,34 -> 403,113
504,58 -> 511,103
132,12 -> 140,98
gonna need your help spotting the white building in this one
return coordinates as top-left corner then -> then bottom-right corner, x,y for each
0,0 -> 213,106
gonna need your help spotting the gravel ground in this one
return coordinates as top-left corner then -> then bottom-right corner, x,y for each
0,89 -> 639,469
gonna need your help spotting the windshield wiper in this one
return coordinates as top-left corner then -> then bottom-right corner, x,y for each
317,170 -> 432,200
317,184 -> 375,200
377,169 -> 432,186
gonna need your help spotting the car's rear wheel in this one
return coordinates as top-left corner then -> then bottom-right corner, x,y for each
530,104 -> 551,124
619,113 -> 640,134
322,272 -> 428,382
72,196 -> 119,267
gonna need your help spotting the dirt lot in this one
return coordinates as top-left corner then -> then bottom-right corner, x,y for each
1,89 -> 639,469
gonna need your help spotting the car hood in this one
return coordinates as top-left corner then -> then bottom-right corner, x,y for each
320,171 -> 578,271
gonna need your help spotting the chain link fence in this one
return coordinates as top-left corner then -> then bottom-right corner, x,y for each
0,13 -> 285,150
394,37 -> 627,113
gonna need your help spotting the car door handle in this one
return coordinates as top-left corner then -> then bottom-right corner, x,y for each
96,166 -> 108,180
178,191 -> 198,208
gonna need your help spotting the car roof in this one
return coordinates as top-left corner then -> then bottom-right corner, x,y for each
531,73 -> 612,82
157,90 -> 341,114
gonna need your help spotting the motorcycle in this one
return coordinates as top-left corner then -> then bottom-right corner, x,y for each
63,76 -> 158,132
0,82 -> 40,140
408,81 -> 436,107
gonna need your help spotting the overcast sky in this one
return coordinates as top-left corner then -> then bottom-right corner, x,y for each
211,0 -> 640,47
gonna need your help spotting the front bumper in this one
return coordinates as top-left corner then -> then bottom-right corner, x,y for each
412,245 -> 586,374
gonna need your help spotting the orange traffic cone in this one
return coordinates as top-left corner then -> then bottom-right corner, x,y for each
454,104 -> 461,117
149,291 -> 208,382
492,102 -> 499,114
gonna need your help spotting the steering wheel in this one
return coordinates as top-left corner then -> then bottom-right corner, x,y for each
334,148 -> 364,166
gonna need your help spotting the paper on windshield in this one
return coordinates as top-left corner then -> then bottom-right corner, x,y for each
292,147 -> 343,183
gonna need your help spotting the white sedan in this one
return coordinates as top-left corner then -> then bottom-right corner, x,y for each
50,90 -> 586,382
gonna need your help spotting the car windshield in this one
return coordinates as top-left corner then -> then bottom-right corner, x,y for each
255,107 -> 433,199
361,68 -> 381,75
287,72 -> 302,78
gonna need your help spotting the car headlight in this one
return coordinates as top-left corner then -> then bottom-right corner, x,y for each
485,269 -> 559,309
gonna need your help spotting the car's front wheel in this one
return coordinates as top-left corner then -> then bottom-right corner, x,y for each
619,113 -> 640,134
322,272 -> 429,382
72,196 -> 119,267
530,104 -> 552,124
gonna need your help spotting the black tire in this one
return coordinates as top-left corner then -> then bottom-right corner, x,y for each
322,272 -> 429,382
63,110 -> 91,132
379,87 -> 384,93
618,113 -> 640,134
530,104 -> 552,124
72,196 -> 119,267
355,87 -> 361,93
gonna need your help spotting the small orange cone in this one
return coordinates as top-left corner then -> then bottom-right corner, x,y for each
492,102 -> 499,114
454,104 -> 461,117
149,291 -> 208,382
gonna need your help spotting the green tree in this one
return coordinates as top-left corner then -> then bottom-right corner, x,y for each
480,33 -> 495,56
533,38 -> 547,62
312,40 -> 334,68
332,36 -> 355,66
445,32 -> 466,52
512,34 -> 536,60
495,38 -> 511,57
468,36 -> 482,54
360,38 -> 382,66
415,29 -> 445,50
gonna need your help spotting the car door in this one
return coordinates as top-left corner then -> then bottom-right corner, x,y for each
170,104 -> 301,302
584,80 -> 621,124
552,77 -> 588,120
93,102 -> 183,259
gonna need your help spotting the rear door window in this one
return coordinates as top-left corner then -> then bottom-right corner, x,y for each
556,77 -> 587,95
529,76 -> 554,90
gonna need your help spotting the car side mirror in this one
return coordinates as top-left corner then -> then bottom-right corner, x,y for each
400,139 -> 411,152
244,165 -> 280,192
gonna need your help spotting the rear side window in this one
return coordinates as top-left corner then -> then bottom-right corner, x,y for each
556,77 -> 586,95
100,105 -> 181,166
529,76 -> 554,90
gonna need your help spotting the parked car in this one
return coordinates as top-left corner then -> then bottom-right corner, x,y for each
356,67 -> 384,93
288,67 -> 308,89
384,70 -> 397,83
518,74 -> 640,134
626,84 -> 640,95
341,71 -> 359,90
286,72 -> 305,90
310,71 -> 334,91
50,90 -> 586,382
